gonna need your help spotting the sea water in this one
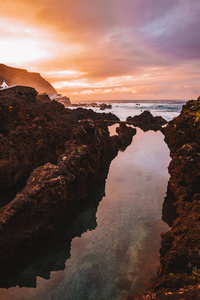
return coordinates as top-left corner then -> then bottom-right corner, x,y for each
86,100 -> 186,121
0,101 -> 185,300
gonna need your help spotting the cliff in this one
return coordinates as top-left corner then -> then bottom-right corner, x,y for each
0,64 -> 57,94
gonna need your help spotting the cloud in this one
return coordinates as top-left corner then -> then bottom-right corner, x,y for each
0,0 -> 200,100
139,0 -> 200,60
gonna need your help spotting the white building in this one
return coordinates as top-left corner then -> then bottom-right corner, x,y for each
0,80 -> 8,89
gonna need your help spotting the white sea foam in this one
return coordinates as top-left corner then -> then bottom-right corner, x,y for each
71,100 -> 186,122
97,101 -> 186,121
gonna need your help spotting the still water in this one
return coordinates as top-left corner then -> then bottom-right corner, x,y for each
0,128 -> 170,300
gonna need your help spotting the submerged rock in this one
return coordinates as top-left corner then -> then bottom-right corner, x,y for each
126,110 -> 167,131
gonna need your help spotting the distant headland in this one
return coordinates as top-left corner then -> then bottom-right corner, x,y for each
0,64 -> 57,94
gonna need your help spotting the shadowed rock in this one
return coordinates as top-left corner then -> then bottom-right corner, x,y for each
0,170 -> 107,288
148,97 -> 200,296
125,97 -> 200,299
126,110 -> 167,131
73,107 -> 119,122
0,86 -> 136,273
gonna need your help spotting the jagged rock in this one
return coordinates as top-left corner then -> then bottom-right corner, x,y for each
0,91 -> 77,190
147,97 -> 200,297
124,97 -> 200,300
73,107 -> 120,122
0,86 -> 135,266
114,123 -> 136,150
126,110 -> 167,131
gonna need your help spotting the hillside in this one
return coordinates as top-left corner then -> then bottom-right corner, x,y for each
0,64 -> 57,94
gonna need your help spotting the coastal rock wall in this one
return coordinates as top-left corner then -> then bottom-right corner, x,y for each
151,99 -> 200,289
0,86 -> 136,265
125,98 -> 200,299
0,92 -> 77,190
0,121 -> 115,263
148,99 -> 200,297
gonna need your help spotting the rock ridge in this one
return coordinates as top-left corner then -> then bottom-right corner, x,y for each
0,86 -> 136,267
125,97 -> 200,299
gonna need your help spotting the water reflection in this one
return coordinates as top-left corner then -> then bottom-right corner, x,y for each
0,129 -> 170,300
0,178 -> 107,289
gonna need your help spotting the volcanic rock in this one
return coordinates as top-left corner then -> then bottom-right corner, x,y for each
126,110 -> 167,131
149,98 -> 200,297
124,97 -> 200,299
73,107 -> 119,122
0,85 -> 135,266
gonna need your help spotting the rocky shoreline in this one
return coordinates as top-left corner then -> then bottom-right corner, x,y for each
1,88 -> 200,298
0,88 -> 136,274
125,97 -> 200,299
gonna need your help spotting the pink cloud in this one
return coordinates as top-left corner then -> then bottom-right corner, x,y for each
0,0 -> 200,100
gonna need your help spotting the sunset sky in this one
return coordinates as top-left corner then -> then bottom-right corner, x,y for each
1,0 -> 200,101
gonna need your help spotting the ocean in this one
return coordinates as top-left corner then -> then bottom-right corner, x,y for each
0,100 -> 185,300
82,100 -> 186,122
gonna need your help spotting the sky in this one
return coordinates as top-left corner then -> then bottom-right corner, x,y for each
0,0 -> 200,102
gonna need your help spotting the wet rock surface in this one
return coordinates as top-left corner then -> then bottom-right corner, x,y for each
0,87 -> 136,269
125,97 -> 200,299
126,110 -> 167,131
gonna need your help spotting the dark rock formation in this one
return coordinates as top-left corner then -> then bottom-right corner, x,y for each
126,110 -> 167,131
0,63 -> 57,94
0,85 -> 37,102
0,90 -> 76,190
0,86 -> 136,268
115,123 -> 137,151
149,98 -> 200,293
124,97 -> 200,299
71,102 -> 112,109
0,161 -> 108,288
99,103 -> 112,110
73,107 -> 120,122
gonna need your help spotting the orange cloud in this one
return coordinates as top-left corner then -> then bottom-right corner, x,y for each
0,0 -> 200,101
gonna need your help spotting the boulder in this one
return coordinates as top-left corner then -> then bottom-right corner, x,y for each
126,110 -> 167,131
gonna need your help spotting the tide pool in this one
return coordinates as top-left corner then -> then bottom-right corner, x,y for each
0,128 -> 170,300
